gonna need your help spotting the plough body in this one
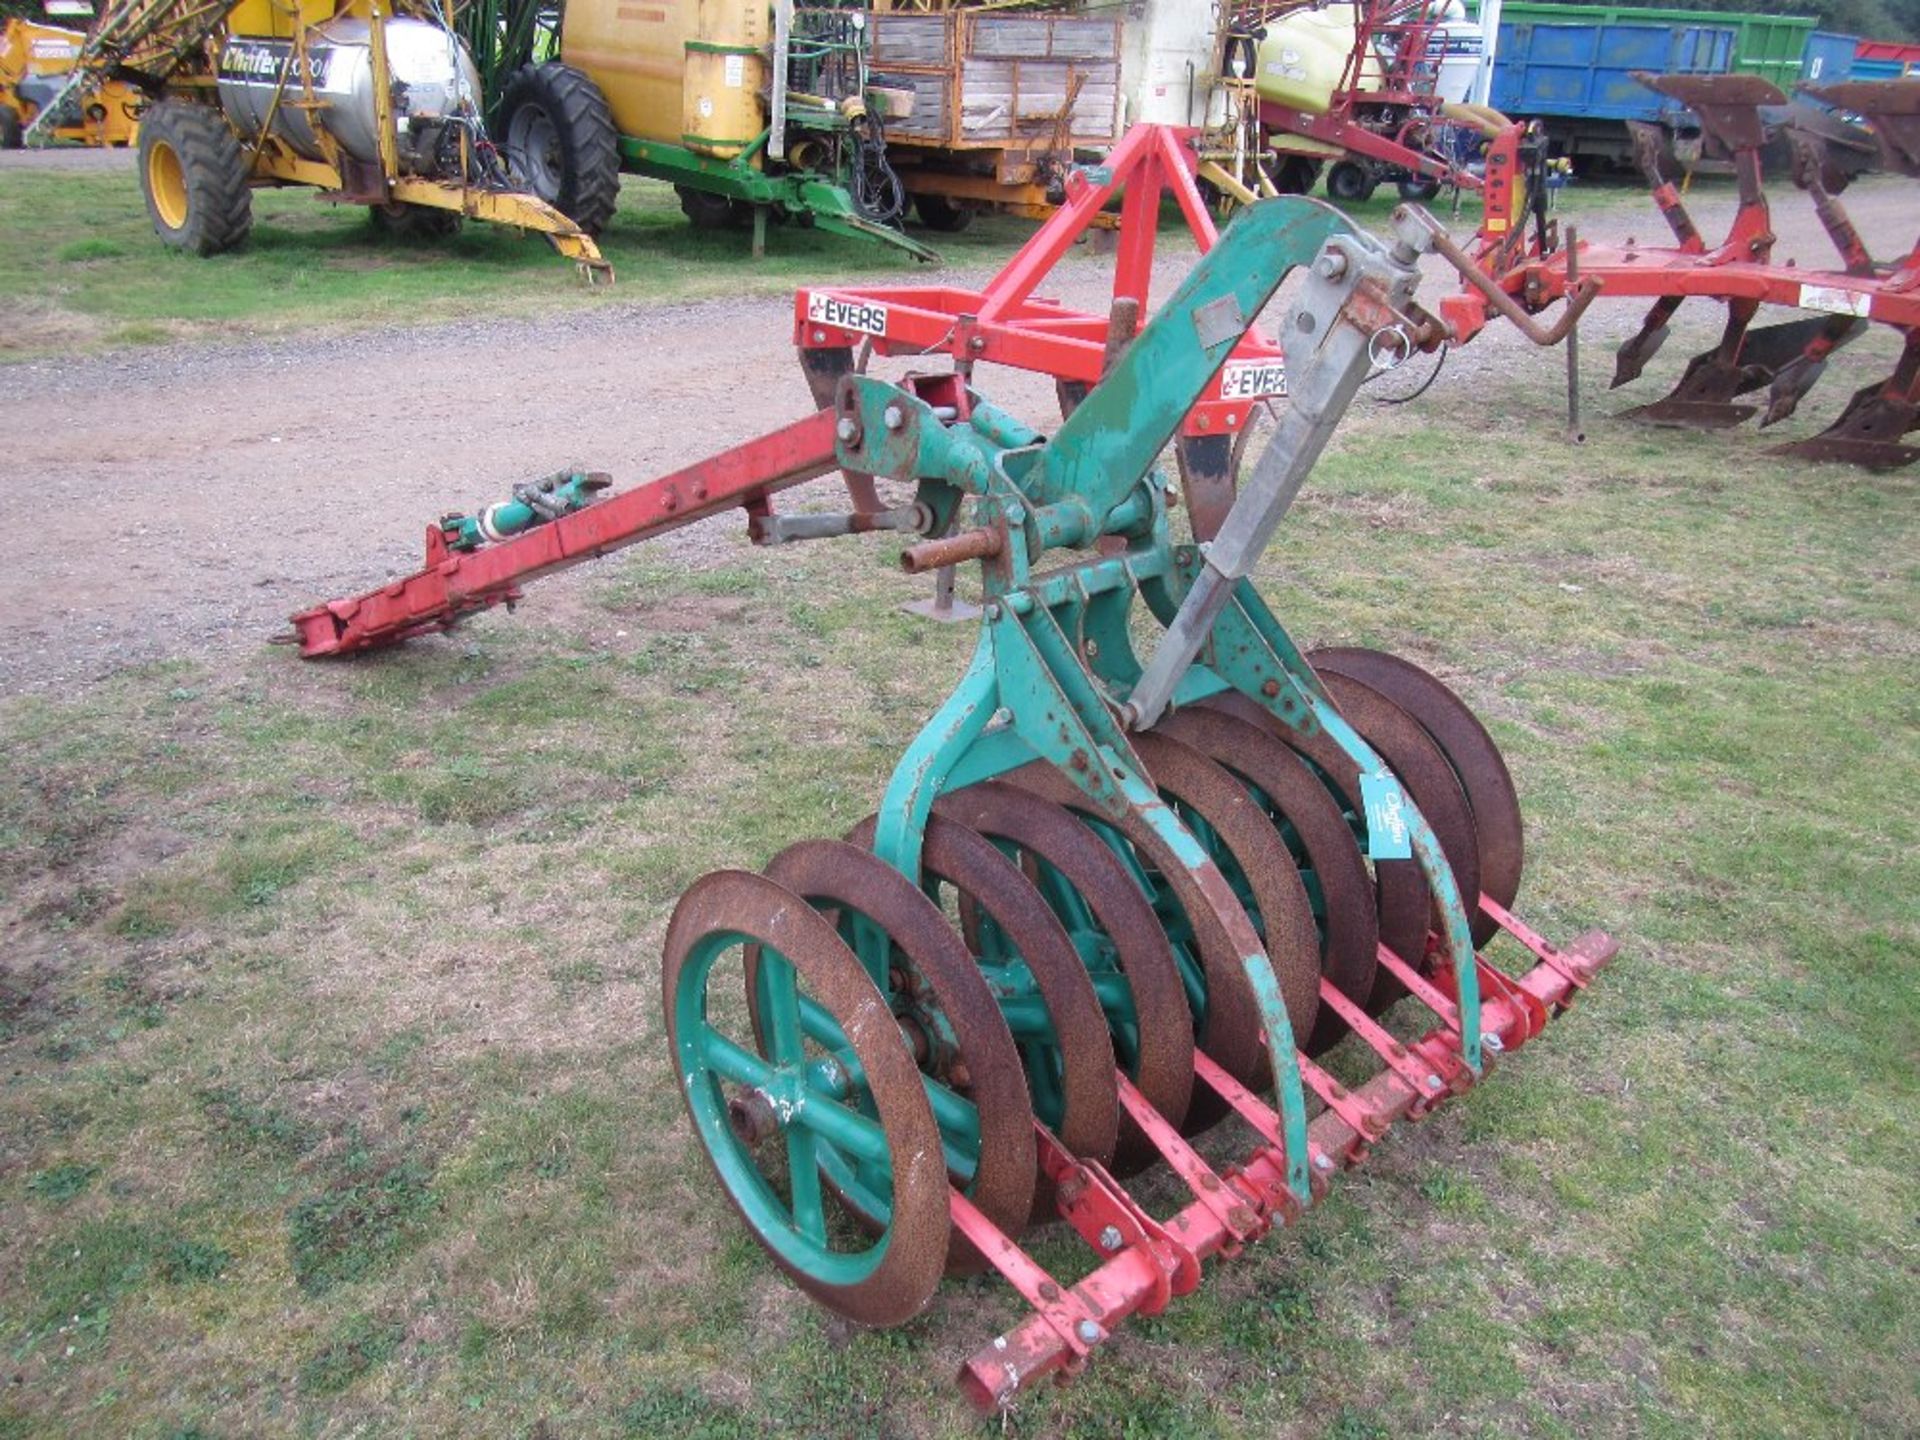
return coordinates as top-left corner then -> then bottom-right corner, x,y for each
1461,72 -> 1920,469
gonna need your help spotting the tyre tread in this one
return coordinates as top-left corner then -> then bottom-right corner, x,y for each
500,62 -> 621,236
139,100 -> 253,256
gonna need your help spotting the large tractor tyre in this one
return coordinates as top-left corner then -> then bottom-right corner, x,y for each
676,185 -> 749,230
368,203 -> 464,242
913,192 -> 975,233
0,107 -> 23,150
137,101 -> 253,256
499,62 -> 622,237
1325,160 -> 1378,205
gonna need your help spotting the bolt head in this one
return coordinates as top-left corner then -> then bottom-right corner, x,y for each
1313,1153 -> 1333,1171
1425,1074 -> 1443,1090
883,404 -> 905,431
1075,1319 -> 1101,1345
835,418 -> 859,442
1482,1032 -> 1505,1054
1314,251 -> 1348,280
1097,1225 -> 1122,1252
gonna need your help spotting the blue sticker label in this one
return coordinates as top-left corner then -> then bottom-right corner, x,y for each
1360,770 -> 1413,861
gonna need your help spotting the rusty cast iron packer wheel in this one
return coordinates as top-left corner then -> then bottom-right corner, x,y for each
662,870 -> 951,1326
652,195 -> 1618,1408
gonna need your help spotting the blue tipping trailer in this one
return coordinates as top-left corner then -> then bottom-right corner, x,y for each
1488,15 -> 1736,167
1799,32 -> 1859,85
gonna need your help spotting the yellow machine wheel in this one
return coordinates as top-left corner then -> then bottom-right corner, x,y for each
136,100 -> 252,256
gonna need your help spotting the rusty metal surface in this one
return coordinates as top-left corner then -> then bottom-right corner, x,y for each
1007,762 -> 1270,1136
1768,332 -> 1920,469
1130,732 -> 1322,1050
852,814 -> 1122,1180
1308,648 -> 1525,949
934,781 -> 1195,1175
1619,305 -> 1851,432
1631,72 -> 1785,154
1155,706 -> 1379,1055
662,869 -> 950,1326
1173,434 -> 1237,544
1315,673 -> 1484,990
1199,689 -> 1433,1011
761,838 -> 1037,1274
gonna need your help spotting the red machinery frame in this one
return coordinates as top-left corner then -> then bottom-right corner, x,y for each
795,123 -> 1291,539
289,124 -> 1312,658
1255,0 -> 1496,193
288,414 -> 841,657
1452,73 -> 1920,469
290,118 -> 1556,659
956,910 -> 1615,1408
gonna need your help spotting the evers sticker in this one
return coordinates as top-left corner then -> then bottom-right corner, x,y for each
1798,283 -> 1870,317
805,293 -> 889,338
1218,358 -> 1288,400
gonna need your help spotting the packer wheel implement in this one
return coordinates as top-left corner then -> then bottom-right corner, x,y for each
655,195 -> 1619,1405
288,164 -> 1619,1410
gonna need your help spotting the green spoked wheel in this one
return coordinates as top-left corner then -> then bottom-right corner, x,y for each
849,814 -> 1121,1181
662,870 -> 949,1326
1156,706 -> 1380,1056
934,781 -> 1195,1175
758,839 -> 1036,1274
1308,648 -> 1525,947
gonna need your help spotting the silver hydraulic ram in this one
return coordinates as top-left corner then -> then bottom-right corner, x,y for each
1123,208 -> 1436,731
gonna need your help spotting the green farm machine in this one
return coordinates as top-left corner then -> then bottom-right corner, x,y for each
462,0 -> 1123,257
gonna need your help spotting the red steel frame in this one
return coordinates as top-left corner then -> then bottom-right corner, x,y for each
953,895 -> 1618,1410
794,123 -> 1289,448
288,413 -> 841,657
291,124 -> 1312,658
1447,74 -> 1920,466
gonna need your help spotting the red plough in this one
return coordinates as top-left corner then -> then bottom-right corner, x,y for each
1455,73 -> 1920,470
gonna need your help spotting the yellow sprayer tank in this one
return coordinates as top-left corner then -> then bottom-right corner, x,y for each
562,0 -> 766,159
1256,3 -> 1368,115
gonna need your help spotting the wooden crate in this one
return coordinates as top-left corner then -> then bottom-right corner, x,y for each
867,11 -> 1122,151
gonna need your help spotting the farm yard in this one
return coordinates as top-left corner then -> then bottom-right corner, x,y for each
2,141 -> 1917,1440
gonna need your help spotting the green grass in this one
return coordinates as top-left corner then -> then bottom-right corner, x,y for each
0,167 -> 1036,360
1,289 -> 1914,1436
0,159 -> 1641,361
0,166 -> 1025,359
